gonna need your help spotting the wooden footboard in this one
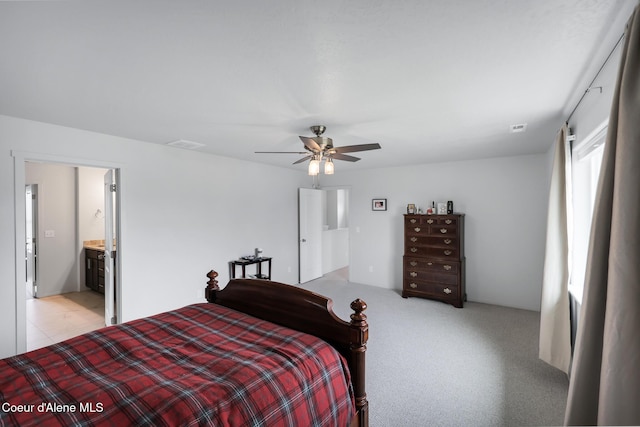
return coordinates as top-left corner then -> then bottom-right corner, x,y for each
205,270 -> 369,427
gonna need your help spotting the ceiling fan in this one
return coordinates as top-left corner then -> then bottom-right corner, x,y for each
255,125 -> 381,174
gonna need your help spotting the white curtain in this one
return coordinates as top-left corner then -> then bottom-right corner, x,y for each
565,5 -> 640,425
539,123 -> 572,374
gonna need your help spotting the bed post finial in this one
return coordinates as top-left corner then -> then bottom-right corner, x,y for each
205,270 -> 219,303
350,299 -> 367,325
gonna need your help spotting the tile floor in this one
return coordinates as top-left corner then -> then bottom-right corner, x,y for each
26,290 -> 105,352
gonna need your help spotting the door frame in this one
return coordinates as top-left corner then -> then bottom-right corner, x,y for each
12,151 -> 125,354
318,185 -> 352,280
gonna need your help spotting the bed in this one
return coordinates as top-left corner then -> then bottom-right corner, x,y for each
0,270 -> 369,426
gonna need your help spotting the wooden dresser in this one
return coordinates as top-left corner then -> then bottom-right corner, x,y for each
402,213 -> 466,308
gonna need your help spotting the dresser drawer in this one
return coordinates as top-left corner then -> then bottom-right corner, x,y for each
405,245 -> 460,258
405,215 -> 459,225
405,216 -> 421,226
421,217 -> 437,225
405,224 -> 429,236
405,235 -> 458,247
404,257 -> 460,272
405,269 -> 458,285
405,223 -> 458,237
436,217 -> 458,226
432,225 -> 457,235
404,280 -> 460,297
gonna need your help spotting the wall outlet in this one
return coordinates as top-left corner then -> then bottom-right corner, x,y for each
369,265 -> 373,272
44,230 -> 55,238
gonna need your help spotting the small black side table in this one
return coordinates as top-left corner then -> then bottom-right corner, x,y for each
229,257 -> 272,280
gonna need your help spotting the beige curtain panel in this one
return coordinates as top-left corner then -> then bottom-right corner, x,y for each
539,123 -> 571,374
564,6 -> 640,426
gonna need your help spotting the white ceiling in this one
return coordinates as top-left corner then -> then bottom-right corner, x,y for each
0,1 -> 635,172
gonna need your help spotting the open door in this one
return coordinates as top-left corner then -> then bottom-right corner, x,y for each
25,184 -> 38,298
298,188 -> 323,283
104,170 -> 116,325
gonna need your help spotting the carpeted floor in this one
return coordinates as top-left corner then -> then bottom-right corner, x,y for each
300,269 -> 569,426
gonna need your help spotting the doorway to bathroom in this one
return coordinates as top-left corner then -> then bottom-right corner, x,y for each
13,151 -> 123,354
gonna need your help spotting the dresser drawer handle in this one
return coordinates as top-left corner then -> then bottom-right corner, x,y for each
440,228 -> 447,234
410,283 -> 418,289
443,287 -> 452,294
444,250 -> 452,255
427,262 -> 433,266
444,239 -> 452,244
427,219 -> 434,224
445,219 -> 452,224
410,261 -> 418,267
410,272 -> 418,277
410,218 -> 417,224
414,227 -> 421,232
410,237 -> 418,242
443,265 -> 452,271
410,247 -> 418,253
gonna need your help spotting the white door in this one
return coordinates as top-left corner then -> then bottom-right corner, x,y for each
299,188 -> 323,283
25,185 -> 38,298
104,170 -> 116,325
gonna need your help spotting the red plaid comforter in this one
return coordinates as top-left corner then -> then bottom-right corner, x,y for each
0,303 -> 354,426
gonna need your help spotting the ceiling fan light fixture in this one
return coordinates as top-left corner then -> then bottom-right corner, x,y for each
324,158 -> 334,175
308,156 -> 320,176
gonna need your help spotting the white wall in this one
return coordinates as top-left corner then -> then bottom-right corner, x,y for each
0,115 -> 306,358
322,188 -> 350,273
25,162 -> 78,297
321,154 -> 549,311
322,228 -> 349,274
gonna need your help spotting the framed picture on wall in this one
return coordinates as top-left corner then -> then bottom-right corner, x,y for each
372,198 -> 387,211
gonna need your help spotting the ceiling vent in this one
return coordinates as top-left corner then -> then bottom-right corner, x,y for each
509,123 -> 528,133
166,139 -> 206,150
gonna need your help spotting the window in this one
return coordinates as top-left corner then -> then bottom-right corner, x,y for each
569,122 -> 607,304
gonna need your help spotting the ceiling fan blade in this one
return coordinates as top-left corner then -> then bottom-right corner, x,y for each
293,155 -> 312,165
299,136 -> 321,152
332,153 -> 361,162
331,143 -> 381,154
255,151 -> 308,154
